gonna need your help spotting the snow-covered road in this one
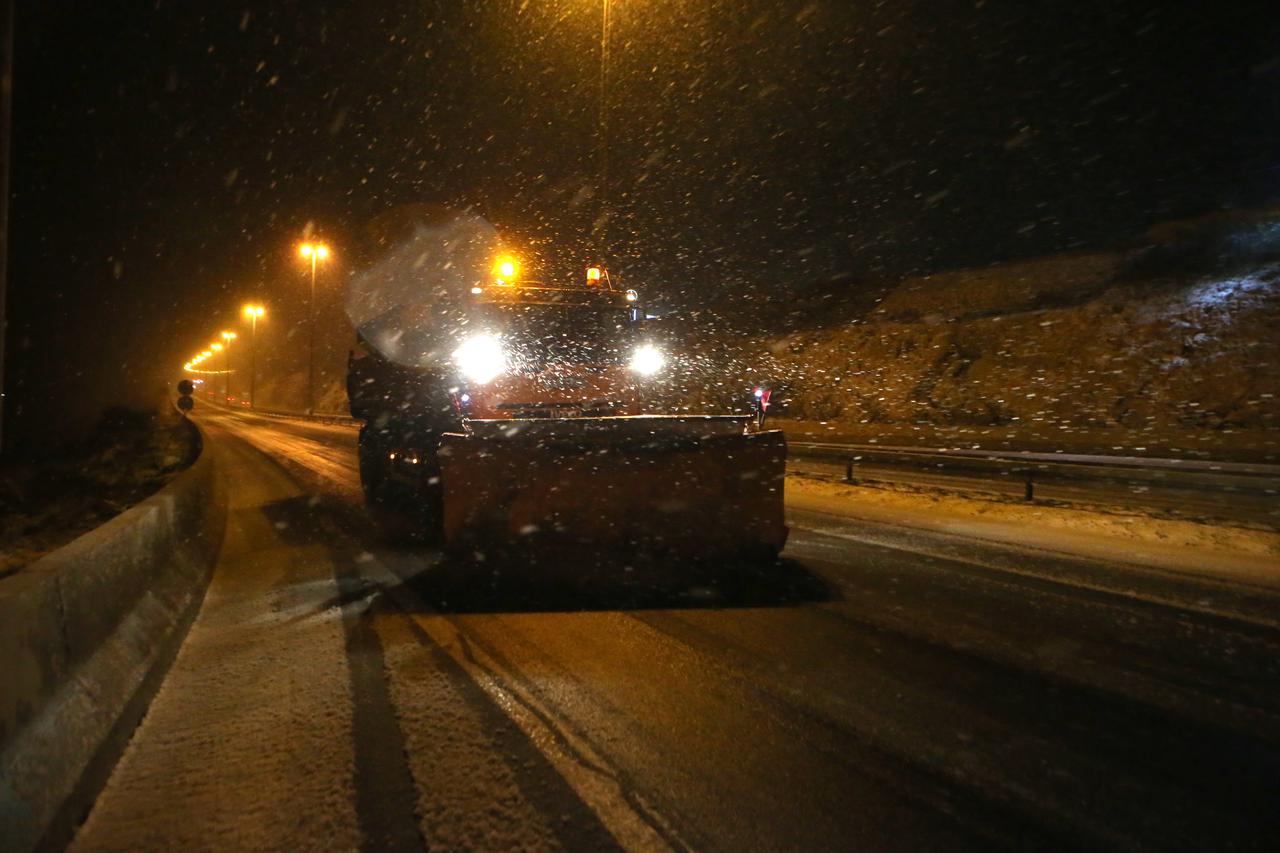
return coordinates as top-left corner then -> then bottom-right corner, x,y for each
71,409 -> 1280,850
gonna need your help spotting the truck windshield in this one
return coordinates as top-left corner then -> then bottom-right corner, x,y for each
478,303 -> 634,367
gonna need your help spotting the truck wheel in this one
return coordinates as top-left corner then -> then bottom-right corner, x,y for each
357,426 -> 390,506
358,426 -> 444,544
419,461 -> 446,544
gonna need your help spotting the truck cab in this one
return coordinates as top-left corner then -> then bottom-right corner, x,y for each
450,274 -> 661,420
346,261 -> 667,537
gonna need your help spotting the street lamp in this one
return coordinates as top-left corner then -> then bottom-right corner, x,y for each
219,331 -> 237,401
596,0 -> 613,257
298,241 -> 330,414
242,304 -> 265,408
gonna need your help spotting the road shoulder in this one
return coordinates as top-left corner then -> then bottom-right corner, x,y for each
786,475 -> 1280,595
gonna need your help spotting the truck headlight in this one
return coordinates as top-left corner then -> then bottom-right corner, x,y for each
629,344 -> 665,376
453,334 -> 506,385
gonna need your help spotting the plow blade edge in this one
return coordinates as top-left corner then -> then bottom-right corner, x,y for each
438,419 -> 787,560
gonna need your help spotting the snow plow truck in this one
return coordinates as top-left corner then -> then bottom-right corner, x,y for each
346,256 -> 788,561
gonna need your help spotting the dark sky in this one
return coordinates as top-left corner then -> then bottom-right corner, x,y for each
6,0 -> 1280,446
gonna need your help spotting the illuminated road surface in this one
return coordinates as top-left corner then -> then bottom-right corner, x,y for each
72,409 -> 1280,850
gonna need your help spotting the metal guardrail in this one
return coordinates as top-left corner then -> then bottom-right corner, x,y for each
787,440 -> 1280,522
248,406 -> 359,427
788,441 -> 1280,494
195,392 -> 358,427
790,441 -> 1280,477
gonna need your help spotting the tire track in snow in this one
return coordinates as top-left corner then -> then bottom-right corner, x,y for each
388,603 -> 689,853
205,416 -> 425,850
332,563 -> 425,851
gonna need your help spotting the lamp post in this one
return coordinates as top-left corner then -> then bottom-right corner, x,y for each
242,304 -> 265,408
209,342 -> 224,400
298,241 -> 330,415
219,331 -> 236,401
596,0 -> 612,258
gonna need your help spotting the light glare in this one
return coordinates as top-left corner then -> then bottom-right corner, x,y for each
629,344 -> 665,376
452,334 -> 507,385
299,242 -> 329,260
492,255 -> 520,284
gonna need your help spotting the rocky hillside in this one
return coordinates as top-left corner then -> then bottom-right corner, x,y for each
732,210 -> 1280,457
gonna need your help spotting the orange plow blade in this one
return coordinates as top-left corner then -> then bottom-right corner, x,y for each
437,417 -> 787,561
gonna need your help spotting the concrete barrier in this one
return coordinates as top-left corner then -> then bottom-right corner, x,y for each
0,419 -> 226,850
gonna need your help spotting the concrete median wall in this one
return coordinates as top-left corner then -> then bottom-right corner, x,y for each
0,419 -> 226,850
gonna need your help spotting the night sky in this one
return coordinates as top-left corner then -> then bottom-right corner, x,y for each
6,0 -> 1279,447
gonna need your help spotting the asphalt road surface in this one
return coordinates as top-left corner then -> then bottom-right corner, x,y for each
71,409 -> 1280,851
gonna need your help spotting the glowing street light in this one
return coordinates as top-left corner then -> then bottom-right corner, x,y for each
242,304 -> 266,408
298,241 -> 331,414
299,242 -> 329,261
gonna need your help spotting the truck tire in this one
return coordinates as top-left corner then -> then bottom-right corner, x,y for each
410,453 -> 446,545
358,424 -> 444,544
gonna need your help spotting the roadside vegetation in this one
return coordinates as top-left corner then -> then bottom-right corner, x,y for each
0,406 -> 196,577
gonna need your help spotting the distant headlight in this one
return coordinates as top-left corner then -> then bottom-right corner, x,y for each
629,344 -> 666,376
453,334 -> 507,385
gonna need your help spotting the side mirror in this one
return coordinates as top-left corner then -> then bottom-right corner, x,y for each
752,386 -> 773,428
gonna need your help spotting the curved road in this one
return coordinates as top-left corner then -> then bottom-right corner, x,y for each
71,409 -> 1280,850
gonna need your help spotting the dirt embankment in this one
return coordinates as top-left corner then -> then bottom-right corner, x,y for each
743,211 -> 1280,459
251,368 -> 350,415
0,406 -> 196,576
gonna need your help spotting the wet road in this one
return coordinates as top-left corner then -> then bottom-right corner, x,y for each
73,409 -> 1280,850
